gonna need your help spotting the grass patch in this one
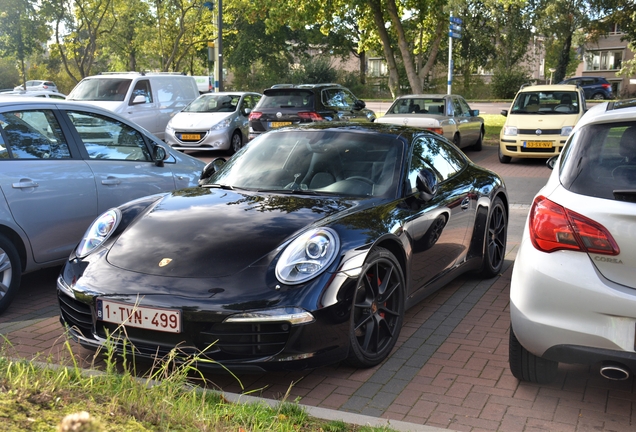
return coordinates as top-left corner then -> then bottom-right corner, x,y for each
0,340 -> 397,431
481,113 -> 505,146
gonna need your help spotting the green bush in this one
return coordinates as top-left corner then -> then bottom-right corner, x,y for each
490,67 -> 530,99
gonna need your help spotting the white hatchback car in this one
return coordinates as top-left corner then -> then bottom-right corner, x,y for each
510,99 -> 636,383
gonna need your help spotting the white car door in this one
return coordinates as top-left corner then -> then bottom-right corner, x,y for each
0,108 -> 97,263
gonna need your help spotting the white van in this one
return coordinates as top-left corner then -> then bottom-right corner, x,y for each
66,72 -> 199,140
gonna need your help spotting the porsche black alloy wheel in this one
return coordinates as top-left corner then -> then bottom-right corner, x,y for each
480,197 -> 507,278
509,324 -> 558,384
347,247 -> 405,368
0,235 -> 21,314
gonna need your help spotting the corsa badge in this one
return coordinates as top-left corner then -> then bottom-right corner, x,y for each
159,258 -> 173,267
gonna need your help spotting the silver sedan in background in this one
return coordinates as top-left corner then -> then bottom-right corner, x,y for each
165,92 -> 262,154
376,94 -> 485,151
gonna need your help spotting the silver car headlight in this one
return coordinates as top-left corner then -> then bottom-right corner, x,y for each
276,228 -> 340,285
503,126 -> 518,136
560,126 -> 573,136
210,118 -> 231,131
76,209 -> 121,258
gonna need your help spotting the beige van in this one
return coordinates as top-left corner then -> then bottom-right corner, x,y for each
66,72 -> 199,140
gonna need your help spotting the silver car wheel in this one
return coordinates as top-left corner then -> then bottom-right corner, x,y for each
0,235 -> 21,314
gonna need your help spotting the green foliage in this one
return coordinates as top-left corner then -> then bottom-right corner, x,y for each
490,67 -> 529,99
0,58 -> 20,89
0,336 -> 398,431
289,56 -> 338,84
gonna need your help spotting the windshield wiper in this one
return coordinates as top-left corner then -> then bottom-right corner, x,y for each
202,183 -> 235,190
257,188 -> 323,195
613,190 -> 636,203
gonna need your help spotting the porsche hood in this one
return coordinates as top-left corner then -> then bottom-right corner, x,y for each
106,188 -> 354,278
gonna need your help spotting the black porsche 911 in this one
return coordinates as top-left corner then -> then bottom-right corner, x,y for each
58,122 -> 508,371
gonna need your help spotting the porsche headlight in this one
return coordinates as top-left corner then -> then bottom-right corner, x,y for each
76,209 -> 121,258
210,118 -> 231,131
503,126 -> 518,136
276,228 -> 340,285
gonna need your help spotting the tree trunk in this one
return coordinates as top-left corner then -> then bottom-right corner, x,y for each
358,50 -> 366,85
555,33 -> 572,84
367,0 -> 400,98
418,20 -> 445,90
385,0 -> 421,93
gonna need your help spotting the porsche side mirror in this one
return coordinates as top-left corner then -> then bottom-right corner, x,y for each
416,168 -> 438,202
153,145 -> 167,167
199,157 -> 226,184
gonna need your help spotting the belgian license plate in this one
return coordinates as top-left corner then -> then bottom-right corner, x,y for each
181,133 -> 201,140
270,121 -> 292,128
524,141 -> 553,148
96,298 -> 181,333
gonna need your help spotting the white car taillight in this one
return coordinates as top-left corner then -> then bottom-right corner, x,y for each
529,196 -> 619,255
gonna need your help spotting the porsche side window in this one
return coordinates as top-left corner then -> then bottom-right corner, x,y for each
67,111 -> 151,161
412,136 -> 465,181
0,110 -> 70,159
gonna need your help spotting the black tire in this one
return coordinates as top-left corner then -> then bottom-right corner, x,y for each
0,235 -> 21,314
498,146 -> 512,164
591,92 -> 605,100
509,325 -> 558,384
453,133 -> 461,148
472,128 -> 483,151
230,132 -> 242,154
480,196 -> 507,278
346,247 -> 404,368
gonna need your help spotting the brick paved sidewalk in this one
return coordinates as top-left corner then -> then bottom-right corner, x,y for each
2,145 -> 635,431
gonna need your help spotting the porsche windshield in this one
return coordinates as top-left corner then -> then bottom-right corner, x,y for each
206,130 -> 402,198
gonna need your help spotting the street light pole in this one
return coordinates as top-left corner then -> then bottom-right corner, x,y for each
217,0 -> 223,92
549,68 -> 556,85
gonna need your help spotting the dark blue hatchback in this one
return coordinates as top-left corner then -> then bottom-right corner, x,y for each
559,76 -> 614,100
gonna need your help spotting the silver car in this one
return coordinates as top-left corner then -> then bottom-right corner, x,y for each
0,96 -> 206,313
13,80 -> 59,93
165,92 -> 261,154
376,94 -> 485,150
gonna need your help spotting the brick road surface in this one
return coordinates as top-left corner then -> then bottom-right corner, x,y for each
2,145 -> 635,431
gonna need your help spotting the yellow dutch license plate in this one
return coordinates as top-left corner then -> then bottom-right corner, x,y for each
96,298 -> 181,333
270,121 -> 292,128
181,133 -> 201,140
524,141 -> 553,148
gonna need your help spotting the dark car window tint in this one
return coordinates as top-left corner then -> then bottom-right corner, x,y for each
409,136 -> 466,184
259,90 -> 313,109
67,111 -> 151,161
208,130 -> 400,197
0,110 -> 70,159
458,98 -> 473,116
560,122 -> 636,200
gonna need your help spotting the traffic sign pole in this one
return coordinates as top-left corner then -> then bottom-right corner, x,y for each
448,14 -> 462,95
